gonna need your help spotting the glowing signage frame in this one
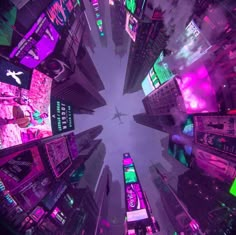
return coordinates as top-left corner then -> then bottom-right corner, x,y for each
125,12 -> 138,42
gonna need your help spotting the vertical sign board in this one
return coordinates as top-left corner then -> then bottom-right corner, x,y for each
50,97 -> 74,135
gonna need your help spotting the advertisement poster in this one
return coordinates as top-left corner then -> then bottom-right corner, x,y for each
45,137 -> 72,178
46,0 -> 74,32
14,174 -> 52,212
125,12 -> 138,42
194,115 -> 236,137
0,146 -> 44,192
50,97 -> 74,135
0,57 -> 32,89
125,183 -> 146,211
10,13 -> 59,69
195,131 -> 236,156
123,157 -> 133,166
195,148 -> 236,182
123,165 -> 138,184
0,69 -> 53,150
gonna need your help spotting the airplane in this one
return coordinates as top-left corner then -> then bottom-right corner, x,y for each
112,106 -> 127,124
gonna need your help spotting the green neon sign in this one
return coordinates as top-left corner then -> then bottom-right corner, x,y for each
126,0 -> 136,14
229,178 -> 236,197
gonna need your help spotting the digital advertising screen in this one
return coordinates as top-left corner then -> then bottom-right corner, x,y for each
194,115 -> 236,137
141,75 -> 155,96
175,20 -> 211,68
176,65 -> 218,114
0,146 -> 44,193
195,148 -> 236,182
126,209 -> 148,222
124,165 -> 138,184
10,13 -> 59,69
195,131 -> 236,156
50,97 -> 74,135
123,157 -> 133,166
125,12 -> 138,42
153,52 -> 173,85
0,57 -> 32,89
46,0 -> 74,32
45,137 -> 72,178
0,69 -> 53,150
168,135 -> 192,168
14,174 -> 52,212
181,115 -> 194,137
229,178 -> 236,197
125,183 -> 147,212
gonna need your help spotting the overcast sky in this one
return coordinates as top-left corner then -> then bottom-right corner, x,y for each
74,1 -> 188,233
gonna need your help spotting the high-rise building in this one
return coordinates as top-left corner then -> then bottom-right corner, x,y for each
77,46 -> 105,91
110,0 -> 129,58
78,142 -> 106,193
123,10 -> 167,94
51,66 -> 106,112
133,112 -> 177,133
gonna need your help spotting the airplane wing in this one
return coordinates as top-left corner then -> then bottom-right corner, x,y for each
112,114 -> 118,120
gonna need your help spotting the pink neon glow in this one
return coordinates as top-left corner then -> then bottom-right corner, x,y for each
123,158 -> 133,165
177,65 -> 218,113
51,207 -> 60,218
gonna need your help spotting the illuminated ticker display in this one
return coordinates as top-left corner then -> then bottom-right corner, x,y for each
91,0 -> 105,37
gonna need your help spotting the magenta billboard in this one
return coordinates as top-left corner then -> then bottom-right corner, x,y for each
10,13 -> 59,69
46,0 -> 75,32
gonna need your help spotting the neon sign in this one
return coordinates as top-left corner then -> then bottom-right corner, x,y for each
124,165 -> 138,184
91,0 -> 105,37
125,0 -> 137,14
125,12 -> 138,42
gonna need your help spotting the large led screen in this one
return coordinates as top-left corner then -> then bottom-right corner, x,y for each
124,165 -> 138,184
14,174 -> 52,212
125,12 -> 138,42
176,65 -> 218,113
10,13 -> 59,69
50,97 -> 74,135
46,0 -> 74,32
0,69 -> 53,150
194,115 -> 236,137
45,137 -> 72,178
141,75 -> 155,96
0,146 -> 44,193
175,20 -> 211,68
123,157 -> 133,166
125,0 -> 145,17
195,131 -> 236,157
126,209 -> 148,222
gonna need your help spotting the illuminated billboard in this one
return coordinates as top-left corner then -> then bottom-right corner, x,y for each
50,97 -> 74,135
195,148 -> 236,182
10,13 -> 59,69
14,174 -> 52,212
176,20 -> 211,67
194,115 -> 236,137
229,178 -> 236,197
124,165 -> 138,184
0,57 -> 32,89
123,157 -> 133,166
125,12 -> 138,42
0,69 -> 53,150
168,135 -> 192,168
176,65 -> 218,114
195,131 -> 236,156
125,0 -> 145,18
0,146 -> 44,192
46,0 -> 74,32
45,137 -> 72,178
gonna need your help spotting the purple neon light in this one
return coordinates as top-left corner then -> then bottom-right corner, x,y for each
123,158 -> 133,166
177,65 -> 217,113
10,13 -> 59,69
